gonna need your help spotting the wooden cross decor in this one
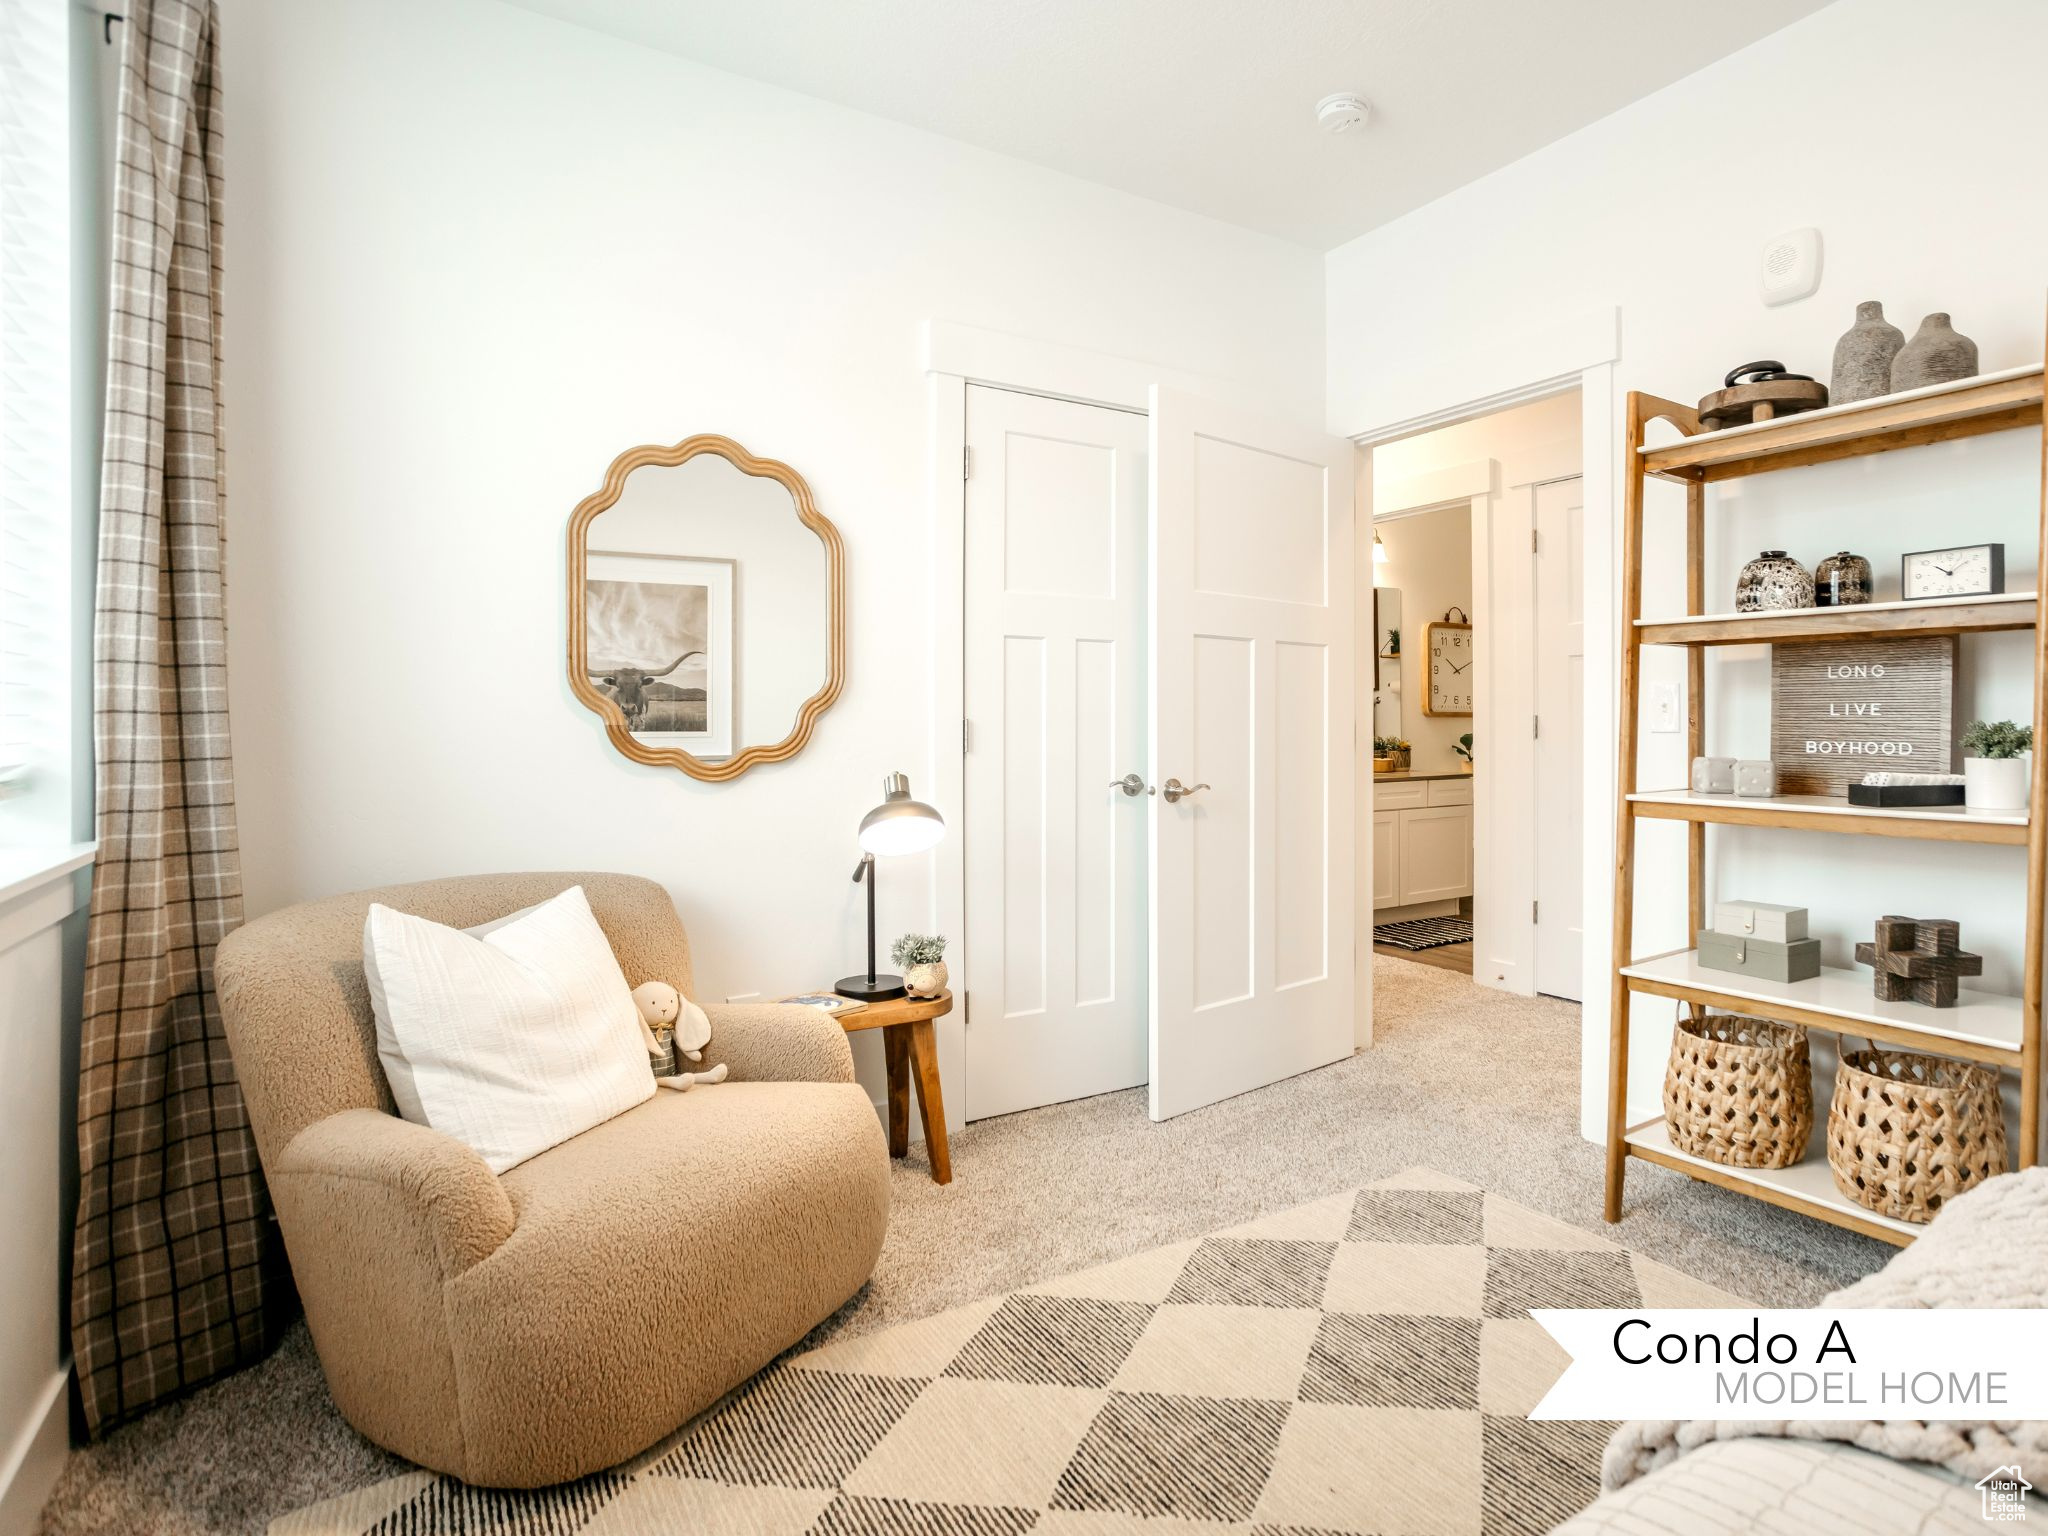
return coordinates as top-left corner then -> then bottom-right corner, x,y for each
1853,915 -> 1983,1009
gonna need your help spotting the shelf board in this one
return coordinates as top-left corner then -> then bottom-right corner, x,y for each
1627,788 -> 2025,846
1623,1119 -> 1916,1246
1636,590 -> 2036,648
1621,947 -> 2025,1065
1640,363 -> 2044,482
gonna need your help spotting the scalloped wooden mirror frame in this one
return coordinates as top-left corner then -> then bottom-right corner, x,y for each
566,434 -> 845,782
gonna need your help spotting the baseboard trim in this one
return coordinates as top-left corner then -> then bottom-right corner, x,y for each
0,1369 -> 70,1536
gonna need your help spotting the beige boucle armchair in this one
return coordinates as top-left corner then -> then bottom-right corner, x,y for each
215,872 -> 890,1488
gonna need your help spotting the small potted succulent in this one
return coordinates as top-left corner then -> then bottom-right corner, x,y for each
1454,732 -> 1475,772
1382,735 -> 1411,771
1961,719 -> 2031,811
891,932 -> 949,999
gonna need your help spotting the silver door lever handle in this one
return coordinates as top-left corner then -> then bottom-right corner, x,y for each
1161,778 -> 1209,804
1109,774 -> 1152,797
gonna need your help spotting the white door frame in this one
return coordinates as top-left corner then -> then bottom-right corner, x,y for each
1341,306 -> 1619,1139
923,321 -> 1296,1123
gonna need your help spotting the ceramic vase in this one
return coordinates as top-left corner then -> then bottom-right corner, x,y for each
1813,551 -> 1873,607
1736,550 -> 1814,613
904,961 -> 948,999
1892,313 -> 1979,392
1829,301 -> 1904,405
1964,756 -> 2027,812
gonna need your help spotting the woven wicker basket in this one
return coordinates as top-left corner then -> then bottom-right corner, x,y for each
1662,1012 -> 1812,1169
1827,1046 -> 2009,1223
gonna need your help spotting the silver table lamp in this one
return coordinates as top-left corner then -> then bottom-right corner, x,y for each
836,772 -> 946,1001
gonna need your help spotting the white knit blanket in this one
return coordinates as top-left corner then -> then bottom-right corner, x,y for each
1604,1168 -> 2048,1490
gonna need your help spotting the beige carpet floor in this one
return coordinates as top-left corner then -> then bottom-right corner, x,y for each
35,955 -> 1889,1536
274,1168 -> 1746,1535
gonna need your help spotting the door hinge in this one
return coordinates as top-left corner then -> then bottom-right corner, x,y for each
1532,528 -> 1539,554
963,719 -> 973,753
962,445 -> 973,480
1533,714 -> 1540,739
962,990 -> 970,1023
1533,900 -> 1540,923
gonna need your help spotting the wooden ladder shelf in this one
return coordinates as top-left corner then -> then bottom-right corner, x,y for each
1604,353 -> 2048,1248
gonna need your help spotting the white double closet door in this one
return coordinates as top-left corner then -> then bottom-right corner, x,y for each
963,383 -> 1356,1123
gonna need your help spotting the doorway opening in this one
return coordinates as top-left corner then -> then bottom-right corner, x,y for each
1364,389 -> 1585,1010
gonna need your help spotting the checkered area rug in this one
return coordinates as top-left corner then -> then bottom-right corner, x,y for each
274,1169 -> 1741,1536
1374,917 -> 1475,951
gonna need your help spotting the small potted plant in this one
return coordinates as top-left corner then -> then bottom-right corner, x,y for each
1454,732 -> 1475,773
891,932 -> 949,998
1960,719 -> 2031,811
1384,735 -> 1410,771
1372,735 -> 1396,774
1386,628 -> 1400,657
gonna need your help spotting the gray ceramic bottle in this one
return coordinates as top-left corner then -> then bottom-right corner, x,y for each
1892,313 -> 1979,391
1829,301 -> 1904,405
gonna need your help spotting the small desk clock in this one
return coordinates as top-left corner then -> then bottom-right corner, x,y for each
1902,543 -> 2003,601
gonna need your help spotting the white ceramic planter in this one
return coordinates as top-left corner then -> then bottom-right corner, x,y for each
903,960 -> 948,999
1964,755 -> 2027,812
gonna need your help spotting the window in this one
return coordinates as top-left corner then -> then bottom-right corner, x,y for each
0,0 -> 75,841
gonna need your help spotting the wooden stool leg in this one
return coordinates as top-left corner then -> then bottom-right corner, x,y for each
906,1018 -> 951,1184
883,1025 -> 909,1159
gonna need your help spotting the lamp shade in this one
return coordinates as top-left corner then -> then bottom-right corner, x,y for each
1372,532 -> 1389,565
858,772 -> 945,856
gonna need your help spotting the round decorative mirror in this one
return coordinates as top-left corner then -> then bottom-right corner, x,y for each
566,435 -> 844,781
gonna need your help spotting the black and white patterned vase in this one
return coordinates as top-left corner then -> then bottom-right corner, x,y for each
1736,550 -> 1814,612
1814,550 -> 1873,607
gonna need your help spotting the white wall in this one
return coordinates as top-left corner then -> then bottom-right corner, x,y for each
1371,392 -> 1581,992
0,870 -> 87,1536
219,0 -> 1325,1131
1325,0 -> 2048,1139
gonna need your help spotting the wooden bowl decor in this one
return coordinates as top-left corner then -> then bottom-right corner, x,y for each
1826,1045 -> 2008,1224
1662,1012 -> 1813,1169
1696,361 -> 1829,432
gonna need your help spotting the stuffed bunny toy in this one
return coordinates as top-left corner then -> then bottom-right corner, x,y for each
632,980 -> 727,1091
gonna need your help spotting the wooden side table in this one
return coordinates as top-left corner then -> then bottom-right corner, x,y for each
834,989 -> 953,1184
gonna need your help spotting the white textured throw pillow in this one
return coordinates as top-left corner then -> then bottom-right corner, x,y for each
362,885 -> 654,1173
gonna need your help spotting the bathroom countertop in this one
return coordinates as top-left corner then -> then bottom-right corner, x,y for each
1371,768 -> 1472,784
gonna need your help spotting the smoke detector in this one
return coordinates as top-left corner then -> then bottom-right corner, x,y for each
1316,92 -> 1372,134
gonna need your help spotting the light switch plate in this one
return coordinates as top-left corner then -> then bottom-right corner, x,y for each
1649,681 -> 1681,733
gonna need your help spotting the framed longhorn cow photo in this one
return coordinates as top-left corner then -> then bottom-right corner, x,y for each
567,433 -> 844,783
584,551 -> 734,759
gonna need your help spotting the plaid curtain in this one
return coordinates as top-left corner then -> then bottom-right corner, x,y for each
71,0 -> 280,1433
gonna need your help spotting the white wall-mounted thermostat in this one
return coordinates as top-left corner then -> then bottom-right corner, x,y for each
1759,226 -> 1822,306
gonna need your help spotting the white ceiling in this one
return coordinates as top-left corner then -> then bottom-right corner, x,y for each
503,0 -> 1829,250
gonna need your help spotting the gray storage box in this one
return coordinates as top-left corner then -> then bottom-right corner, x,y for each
1697,927 -> 1822,984
1712,901 -> 1809,943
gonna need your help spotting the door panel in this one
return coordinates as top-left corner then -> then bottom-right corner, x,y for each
1149,385 -> 1356,1120
1534,477 -> 1586,1001
1398,805 -> 1472,905
965,388 -> 1148,1119
1371,810 -> 1400,908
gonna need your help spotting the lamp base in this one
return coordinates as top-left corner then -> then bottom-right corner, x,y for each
835,972 -> 907,1002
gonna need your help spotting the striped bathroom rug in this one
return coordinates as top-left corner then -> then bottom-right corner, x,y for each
273,1169 -> 1742,1536
1375,915 -> 1475,950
